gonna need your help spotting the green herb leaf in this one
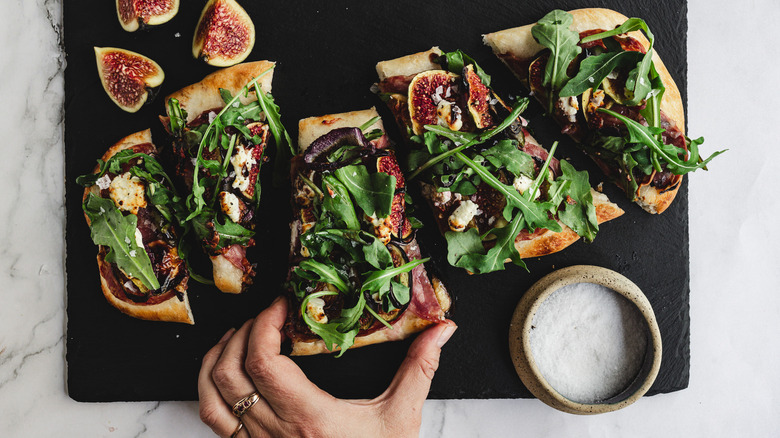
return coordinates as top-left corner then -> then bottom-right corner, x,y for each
599,108 -> 726,175
83,194 -> 160,290
551,160 -> 599,242
296,259 -> 351,294
531,10 -> 582,108
559,50 -> 643,97
300,291 -> 357,357
481,140 -> 536,177
361,258 -> 428,295
440,49 -> 492,86
321,175 -> 360,230
445,227 -> 484,266
409,98 -> 529,180
334,165 -> 396,219
451,211 -> 528,274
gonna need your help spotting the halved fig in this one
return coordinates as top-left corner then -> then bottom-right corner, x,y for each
95,47 -> 164,113
408,70 -> 460,135
377,154 -> 404,190
528,55 -> 547,104
192,0 -> 255,67
116,0 -> 179,32
464,64 -> 495,129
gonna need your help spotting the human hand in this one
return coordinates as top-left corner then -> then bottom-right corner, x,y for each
198,296 -> 457,438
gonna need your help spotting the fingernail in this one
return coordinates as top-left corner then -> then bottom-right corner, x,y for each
272,295 -> 284,305
436,324 -> 457,348
219,328 -> 236,343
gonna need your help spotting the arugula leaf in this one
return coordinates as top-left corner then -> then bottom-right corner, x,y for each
83,194 -> 160,290
481,140 -> 536,177
559,50 -> 643,97
580,18 -> 656,104
321,175 -> 360,230
454,151 -> 561,232
439,49 -> 492,86
300,291 -> 357,357
409,98 -> 529,180
451,211 -> 529,274
361,258 -> 428,296
295,259 -> 351,294
167,98 -> 187,136
531,10 -> 582,109
551,160 -> 599,242
445,228 -> 484,266
186,67 -> 276,220
334,165 -> 396,219
599,108 -> 726,175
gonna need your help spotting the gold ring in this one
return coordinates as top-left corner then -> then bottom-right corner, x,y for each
232,392 -> 260,417
230,419 -> 244,438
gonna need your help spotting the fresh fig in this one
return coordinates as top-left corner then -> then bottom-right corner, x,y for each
95,47 -> 164,113
192,0 -> 255,67
116,0 -> 179,32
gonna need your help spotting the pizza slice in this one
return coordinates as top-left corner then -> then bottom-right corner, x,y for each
285,108 -> 451,356
484,8 -> 724,213
77,129 -> 194,324
161,61 -> 293,293
374,47 -> 623,274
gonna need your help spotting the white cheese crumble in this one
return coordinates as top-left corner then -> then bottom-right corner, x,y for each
96,174 -> 112,190
208,111 -> 217,124
109,172 -> 147,214
606,70 -> 619,80
558,96 -> 580,123
219,191 -> 242,223
436,100 -> 463,131
134,228 -> 144,248
513,174 -> 540,200
448,200 -> 479,232
230,144 -> 257,198
306,297 -> 328,324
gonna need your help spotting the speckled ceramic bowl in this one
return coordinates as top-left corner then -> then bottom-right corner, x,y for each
509,265 -> 662,414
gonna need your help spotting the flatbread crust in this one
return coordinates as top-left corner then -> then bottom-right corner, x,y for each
375,48 -> 623,260
166,60 -> 275,124
165,61 -> 276,294
290,109 -> 450,356
483,8 -> 685,214
82,129 -> 194,324
514,190 -> 624,258
297,108 -> 385,152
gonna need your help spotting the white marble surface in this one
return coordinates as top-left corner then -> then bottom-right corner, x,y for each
1,0 -> 778,436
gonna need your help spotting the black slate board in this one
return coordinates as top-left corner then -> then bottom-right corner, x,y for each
65,0 -> 690,401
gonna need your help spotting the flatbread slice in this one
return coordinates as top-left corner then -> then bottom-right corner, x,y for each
163,61 -> 276,293
81,129 -> 194,324
375,48 -> 623,272
483,9 -> 687,214
286,108 -> 451,356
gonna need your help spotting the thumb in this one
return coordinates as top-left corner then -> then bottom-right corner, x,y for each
381,321 -> 457,409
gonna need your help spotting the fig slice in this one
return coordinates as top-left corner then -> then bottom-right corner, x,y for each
95,47 -> 164,113
192,0 -> 255,67
408,70 -> 461,136
464,64 -> 495,129
116,0 -> 179,32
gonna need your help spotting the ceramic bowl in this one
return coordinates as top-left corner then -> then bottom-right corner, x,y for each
508,265 -> 662,414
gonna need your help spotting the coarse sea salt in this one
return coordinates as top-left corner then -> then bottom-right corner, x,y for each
529,282 -> 647,404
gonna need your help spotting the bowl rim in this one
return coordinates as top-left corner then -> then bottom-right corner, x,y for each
509,265 -> 663,415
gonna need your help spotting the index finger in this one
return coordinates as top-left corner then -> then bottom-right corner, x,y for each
245,296 -> 332,414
